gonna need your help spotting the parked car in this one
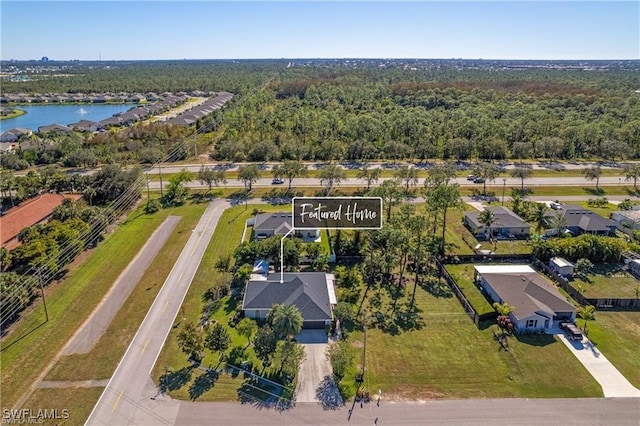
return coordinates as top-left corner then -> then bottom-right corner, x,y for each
550,201 -> 562,210
473,177 -> 485,183
271,178 -> 284,185
560,322 -> 583,341
466,174 -> 476,181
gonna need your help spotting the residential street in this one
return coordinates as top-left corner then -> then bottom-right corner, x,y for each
85,200 -> 228,425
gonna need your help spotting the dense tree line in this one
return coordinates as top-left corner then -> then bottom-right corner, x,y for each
1,60 -> 278,95
211,66 -> 640,162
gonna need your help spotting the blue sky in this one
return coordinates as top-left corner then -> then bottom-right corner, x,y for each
1,1 -> 638,60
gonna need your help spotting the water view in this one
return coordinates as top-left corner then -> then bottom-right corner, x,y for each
0,104 -> 135,132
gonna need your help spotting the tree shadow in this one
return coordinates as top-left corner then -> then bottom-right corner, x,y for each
419,277 -> 453,298
188,369 -> 219,400
159,367 -> 193,392
583,187 -> 605,196
515,333 -> 556,347
315,375 -> 344,410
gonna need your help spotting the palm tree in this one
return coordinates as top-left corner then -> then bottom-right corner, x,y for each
270,304 -> 303,341
548,210 -> 568,237
527,203 -> 549,234
478,208 -> 497,240
576,305 -> 595,332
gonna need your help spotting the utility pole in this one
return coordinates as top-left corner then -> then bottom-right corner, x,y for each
502,178 -> 507,206
38,268 -> 49,322
158,164 -> 164,197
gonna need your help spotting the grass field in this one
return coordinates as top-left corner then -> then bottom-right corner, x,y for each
44,203 -> 207,382
586,311 -> 640,388
571,263 -> 640,299
352,284 -> 603,399
0,204 -> 193,409
22,387 -> 105,426
444,264 -> 495,315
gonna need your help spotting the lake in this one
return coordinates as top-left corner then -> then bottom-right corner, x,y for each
0,104 -> 135,132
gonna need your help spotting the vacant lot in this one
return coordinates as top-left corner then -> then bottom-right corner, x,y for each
350,284 -> 602,399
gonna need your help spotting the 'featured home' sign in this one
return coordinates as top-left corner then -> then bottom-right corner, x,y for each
292,197 -> 383,229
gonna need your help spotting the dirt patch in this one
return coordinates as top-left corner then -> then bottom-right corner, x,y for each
386,385 -> 448,401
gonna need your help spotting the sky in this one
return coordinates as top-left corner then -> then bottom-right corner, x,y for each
1,1 -> 638,61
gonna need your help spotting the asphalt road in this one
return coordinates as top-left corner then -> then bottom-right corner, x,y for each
148,175 -> 638,190
174,398 -> 640,426
85,200 -> 228,425
62,216 -> 181,355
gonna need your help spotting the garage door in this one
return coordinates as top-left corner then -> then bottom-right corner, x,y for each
303,320 -> 326,329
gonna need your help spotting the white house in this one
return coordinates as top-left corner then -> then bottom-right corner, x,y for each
474,265 -> 576,332
252,212 -> 320,242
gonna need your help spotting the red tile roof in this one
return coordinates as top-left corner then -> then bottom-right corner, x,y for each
1,193 -> 82,250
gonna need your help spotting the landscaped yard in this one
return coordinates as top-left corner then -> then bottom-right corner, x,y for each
586,311 -> 640,388
350,284 -> 603,399
444,264 -> 495,315
572,263 -> 640,299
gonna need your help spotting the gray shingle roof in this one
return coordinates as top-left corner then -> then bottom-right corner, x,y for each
242,272 -> 332,321
465,206 -> 529,228
545,205 -> 615,232
254,212 -> 293,234
479,270 -> 575,320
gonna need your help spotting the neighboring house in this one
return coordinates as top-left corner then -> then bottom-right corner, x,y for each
38,124 -> 72,134
242,272 -> 336,329
611,209 -> 640,232
549,257 -> 574,278
627,259 -> 640,277
544,205 -> 616,236
68,120 -> 102,132
0,142 -> 17,152
252,212 -> 320,242
474,264 -> 576,332
463,206 -> 530,239
0,193 -> 83,250
1,128 -> 32,142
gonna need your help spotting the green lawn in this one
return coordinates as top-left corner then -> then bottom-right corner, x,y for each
586,311 -> 640,388
351,285 -> 603,399
22,387 -> 104,426
0,205 -> 193,409
572,263 -> 640,299
444,264 -> 495,315
44,203 -> 207,381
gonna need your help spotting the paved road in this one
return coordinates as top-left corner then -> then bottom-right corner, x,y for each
148,175 -> 639,190
86,200 -> 228,425
174,398 -> 640,425
63,216 -> 181,355
150,160 -> 633,175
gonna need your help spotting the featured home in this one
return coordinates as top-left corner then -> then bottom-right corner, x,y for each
251,212 -> 320,242
242,272 -> 336,329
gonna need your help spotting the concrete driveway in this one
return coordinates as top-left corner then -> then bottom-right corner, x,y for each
294,330 -> 343,408
557,332 -> 640,397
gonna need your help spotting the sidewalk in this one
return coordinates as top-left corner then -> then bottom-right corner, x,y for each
556,333 -> 640,398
